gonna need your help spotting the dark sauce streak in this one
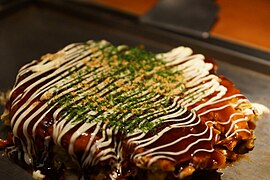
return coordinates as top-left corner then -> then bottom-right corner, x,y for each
188,170 -> 222,180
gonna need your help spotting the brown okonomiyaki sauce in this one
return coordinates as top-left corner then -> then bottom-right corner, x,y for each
0,41 -> 261,179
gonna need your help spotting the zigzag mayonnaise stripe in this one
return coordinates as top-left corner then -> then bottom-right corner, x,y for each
4,40 -> 261,179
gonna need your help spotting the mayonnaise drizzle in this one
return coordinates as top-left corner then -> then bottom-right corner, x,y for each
6,41 -> 259,176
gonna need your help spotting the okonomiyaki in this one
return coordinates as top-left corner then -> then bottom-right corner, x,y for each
0,40 -> 267,179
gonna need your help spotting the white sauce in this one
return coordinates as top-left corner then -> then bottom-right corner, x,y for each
6,41 -> 261,177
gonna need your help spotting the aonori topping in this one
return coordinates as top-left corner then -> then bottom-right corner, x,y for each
1,40 -> 265,179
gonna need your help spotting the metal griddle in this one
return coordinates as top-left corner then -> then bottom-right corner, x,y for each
0,1 -> 270,179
